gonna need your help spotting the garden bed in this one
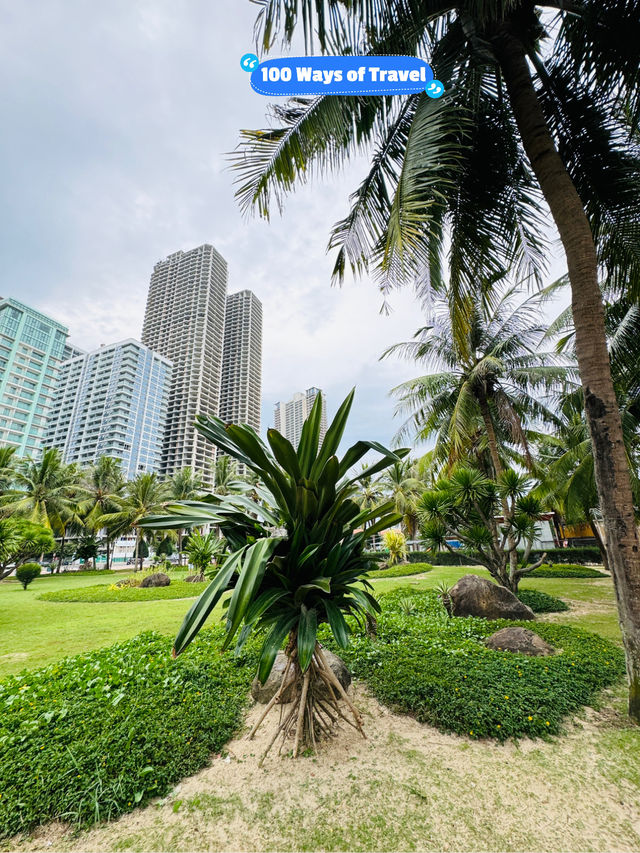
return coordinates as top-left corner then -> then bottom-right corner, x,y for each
38,580 -> 207,603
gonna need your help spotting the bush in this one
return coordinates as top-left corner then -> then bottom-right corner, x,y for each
369,562 -> 434,579
0,629 -> 256,839
517,588 -> 569,613
325,589 -> 625,742
15,563 -> 41,589
529,564 -> 607,579
38,580 -> 207,603
525,547 -> 603,565
365,550 -> 472,566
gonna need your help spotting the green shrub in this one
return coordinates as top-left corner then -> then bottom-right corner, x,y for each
59,568 -> 120,576
0,629 -> 256,839
15,563 -> 41,589
529,564 -> 607,579
38,580 -> 207,603
369,562 -> 434,579
517,588 -> 569,613
524,547 -> 603,565
325,589 -> 624,742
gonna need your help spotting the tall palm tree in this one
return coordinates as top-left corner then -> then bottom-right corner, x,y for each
0,449 -> 84,568
168,467 -> 204,566
212,455 -> 245,496
379,460 -> 424,540
0,446 -> 17,494
78,457 -> 126,570
98,473 -> 169,570
385,287 -> 570,479
231,0 -> 640,718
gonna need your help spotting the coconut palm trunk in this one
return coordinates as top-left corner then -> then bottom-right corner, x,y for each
493,24 -> 640,719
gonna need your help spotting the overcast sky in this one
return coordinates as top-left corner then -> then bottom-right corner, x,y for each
0,1 -> 568,455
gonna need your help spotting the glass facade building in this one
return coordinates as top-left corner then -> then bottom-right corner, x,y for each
47,339 -> 172,479
0,298 -> 69,457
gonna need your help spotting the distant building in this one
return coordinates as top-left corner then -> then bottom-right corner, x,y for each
220,290 -> 263,432
0,298 -> 70,458
142,244 -> 227,486
47,339 -> 172,478
274,387 -> 327,449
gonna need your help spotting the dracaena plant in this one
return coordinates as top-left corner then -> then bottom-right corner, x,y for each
418,466 -> 546,593
140,389 -> 408,759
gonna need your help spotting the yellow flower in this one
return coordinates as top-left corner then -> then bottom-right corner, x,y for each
527,716 -> 533,721
545,721 -> 550,726
497,724 -> 501,729
469,730 -> 474,735
504,695 -> 509,700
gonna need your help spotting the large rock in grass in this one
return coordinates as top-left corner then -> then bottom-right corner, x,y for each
485,627 -> 555,656
251,650 -> 351,704
140,572 -> 170,588
449,574 -> 535,621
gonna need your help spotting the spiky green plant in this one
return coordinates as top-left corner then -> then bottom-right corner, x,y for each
141,389 -> 408,758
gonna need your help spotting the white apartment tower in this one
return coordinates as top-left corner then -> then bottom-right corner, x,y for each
47,339 -> 172,479
220,290 -> 263,432
274,387 -> 328,449
142,244 -> 228,486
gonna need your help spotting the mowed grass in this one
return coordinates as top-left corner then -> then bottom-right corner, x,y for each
0,562 -> 620,679
0,572 -> 219,678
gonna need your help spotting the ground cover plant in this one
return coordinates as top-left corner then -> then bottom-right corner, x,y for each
0,628 -> 256,840
517,588 -> 569,613
530,564 -> 608,579
331,589 -> 624,741
38,580 -> 208,603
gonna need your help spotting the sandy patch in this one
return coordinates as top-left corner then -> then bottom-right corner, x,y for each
7,683 -> 640,853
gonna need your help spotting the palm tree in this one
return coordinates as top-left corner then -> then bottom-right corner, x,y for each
0,446 -> 17,494
0,449 -> 84,568
385,287 -> 570,480
78,457 -> 125,570
212,455 -> 245,496
99,473 -> 169,570
232,0 -> 640,720
168,467 -> 204,566
379,460 -> 423,540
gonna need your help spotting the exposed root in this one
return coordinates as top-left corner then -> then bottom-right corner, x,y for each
252,641 -> 364,764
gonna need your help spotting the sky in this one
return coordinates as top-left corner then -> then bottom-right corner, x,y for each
0,0 -> 569,456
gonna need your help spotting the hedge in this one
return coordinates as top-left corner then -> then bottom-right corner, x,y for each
369,563 -> 434,579
517,588 -> 570,613
38,580 -> 208,603
528,564 -> 608,579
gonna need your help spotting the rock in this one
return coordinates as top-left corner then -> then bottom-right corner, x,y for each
449,574 -> 535,621
140,572 -> 170,588
485,627 -> 555,656
184,574 -> 205,583
251,649 -> 351,704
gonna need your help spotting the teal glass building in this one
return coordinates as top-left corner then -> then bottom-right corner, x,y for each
0,298 -> 69,457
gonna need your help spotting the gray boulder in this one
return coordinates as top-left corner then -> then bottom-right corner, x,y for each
251,649 -> 351,704
485,627 -> 555,656
140,572 -> 170,588
184,573 -> 205,583
449,574 -> 535,620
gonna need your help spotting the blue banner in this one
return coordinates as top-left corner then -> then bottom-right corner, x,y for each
249,55 -> 435,97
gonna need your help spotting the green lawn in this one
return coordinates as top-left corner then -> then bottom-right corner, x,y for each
0,563 -> 620,679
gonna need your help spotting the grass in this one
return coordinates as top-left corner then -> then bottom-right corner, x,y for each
38,580 -> 208,603
368,562 -> 433,579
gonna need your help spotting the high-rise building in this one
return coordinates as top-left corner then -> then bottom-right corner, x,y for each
47,339 -> 172,479
220,290 -> 263,432
142,244 -> 228,486
274,387 -> 327,449
0,298 -> 70,458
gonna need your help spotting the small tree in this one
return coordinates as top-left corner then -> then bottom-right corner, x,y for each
74,534 -> 99,569
418,467 -> 546,593
0,518 -> 54,580
184,530 -> 224,577
16,563 -> 41,589
382,530 -> 407,566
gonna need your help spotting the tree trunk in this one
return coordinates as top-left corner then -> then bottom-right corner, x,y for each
135,531 -> 141,572
57,528 -> 66,573
105,538 -> 111,571
178,529 -> 183,567
494,24 -> 640,721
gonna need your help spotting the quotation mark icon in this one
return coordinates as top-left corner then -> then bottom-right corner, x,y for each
426,79 -> 444,98
240,53 -> 259,72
